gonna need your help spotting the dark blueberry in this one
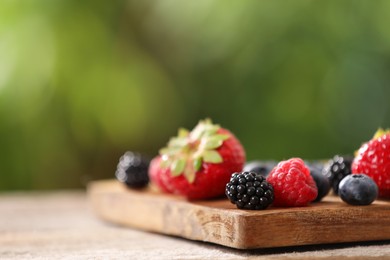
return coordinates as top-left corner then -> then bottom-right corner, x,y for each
225,171 -> 274,210
338,174 -> 378,205
115,151 -> 150,188
243,161 -> 277,177
309,165 -> 330,202
323,155 -> 353,194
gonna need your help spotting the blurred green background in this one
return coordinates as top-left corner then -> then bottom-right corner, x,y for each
1,1 -> 390,190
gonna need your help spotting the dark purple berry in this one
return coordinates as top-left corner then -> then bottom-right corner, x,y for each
309,166 -> 330,202
115,151 -> 150,188
338,174 -> 378,205
226,172 -> 273,210
323,155 -> 353,194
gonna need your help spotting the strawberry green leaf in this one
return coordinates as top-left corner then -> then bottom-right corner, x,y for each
191,119 -> 220,140
178,128 -> 189,138
168,137 -> 188,148
193,157 -> 202,172
160,158 -> 171,168
203,134 -> 229,150
203,139 -> 222,150
170,158 -> 186,176
203,127 -> 219,138
184,166 -> 196,183
373,128 -> 390,140
202,150 -> 223,163
213,134 -> 229,141
159,147 -> 181,156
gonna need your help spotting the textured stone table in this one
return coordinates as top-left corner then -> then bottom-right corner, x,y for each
1,191 -> 390,259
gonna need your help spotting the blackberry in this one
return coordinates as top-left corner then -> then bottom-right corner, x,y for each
115,151 -> 150,188
243,161 -> 276,177
225,172 -> 274,210
322,155 -> 353,194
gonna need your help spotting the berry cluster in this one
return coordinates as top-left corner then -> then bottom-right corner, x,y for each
113,121 -> 387,209
321,154 -> 378,206
227,158 -> 328,210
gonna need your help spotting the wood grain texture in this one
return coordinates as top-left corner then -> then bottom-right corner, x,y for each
87,179 -> 390,249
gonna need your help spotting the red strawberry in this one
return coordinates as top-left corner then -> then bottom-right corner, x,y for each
148,156 -> 172,193
352,129 -> 390,198
267,158 -> 317,207
148,119 -> 245,200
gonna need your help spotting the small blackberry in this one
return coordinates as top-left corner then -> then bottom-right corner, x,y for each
323,155 -> 352,195
225,172 -> 274,210
115,151 -> 150,188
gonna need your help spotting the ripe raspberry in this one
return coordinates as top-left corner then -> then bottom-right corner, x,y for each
352,129 -> 390,198
267,158 -> 318,207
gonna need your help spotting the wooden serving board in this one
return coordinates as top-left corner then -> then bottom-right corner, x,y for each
87,179 -> 390,249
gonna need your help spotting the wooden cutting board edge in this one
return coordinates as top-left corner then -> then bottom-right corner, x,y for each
87,179 -> 390,250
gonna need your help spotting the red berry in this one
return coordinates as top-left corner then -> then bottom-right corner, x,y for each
148,156 -> 172,193
352,130 -> 390,198
149,119 -> 245,200
267,158 -> 318,207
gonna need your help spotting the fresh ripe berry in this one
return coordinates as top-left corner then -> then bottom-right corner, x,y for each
149,119 -> 246,200
267,158 -> 318,207
115,151 -> 150,188
243,161 -> 276,177
148,156 -> 172,193
338,174 -> 378,205
352,129 -> 390,198
323,155 -> 352,195
309,166 -> 330,202
226,172 -> 274,210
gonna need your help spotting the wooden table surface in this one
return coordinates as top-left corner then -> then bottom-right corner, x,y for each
1,191 -> 390,260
